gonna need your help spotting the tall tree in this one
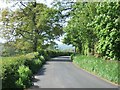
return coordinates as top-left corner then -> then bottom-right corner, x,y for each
90,2 -> 120,60
1,1 -> 63,52
60,1 -> 120,60
63,2 -> 97,54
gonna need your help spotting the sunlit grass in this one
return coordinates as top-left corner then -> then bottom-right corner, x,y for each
73,55 -> 119,84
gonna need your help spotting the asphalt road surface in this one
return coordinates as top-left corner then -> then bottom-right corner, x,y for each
29,56 -> 118,88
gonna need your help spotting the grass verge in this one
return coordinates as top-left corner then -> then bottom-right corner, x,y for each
73,54 -> 119,85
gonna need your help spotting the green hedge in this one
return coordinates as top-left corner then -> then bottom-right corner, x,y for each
1,50 -> 73,89
16,65 -> 32,88
0,52 -> 44,89
73,55 -> 119,84
38,49 -> 73,60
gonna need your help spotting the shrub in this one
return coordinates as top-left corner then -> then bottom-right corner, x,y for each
38,50 -> 50,60
70,53 -> 76,61
25,59 -> 42,74
39,55 -> 45,63
38,49 -> 73,59
1,50 -> 73,89
16,65 -> 32,88
0,52 -> 44,89
1,56 -> 26,88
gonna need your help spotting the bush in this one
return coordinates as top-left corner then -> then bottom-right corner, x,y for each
1,50 -> 73,89
38,49 -> 73,59
39,55 -> 45,63
38,50 -> 50,60
1,56 -> 26,88
0,52 -> 44,89
70,53 -> 76,61
73,55 -> 119,84
25,59 -> 42,74
16,65 -> 32,88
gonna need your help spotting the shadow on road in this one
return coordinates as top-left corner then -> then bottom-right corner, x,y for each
32,77 -> 40,82
34,56 -> 71,77
28,56 -> 71,89
36,67 -> 47,76
28,85 -> 40,89
50,56 -> 71,62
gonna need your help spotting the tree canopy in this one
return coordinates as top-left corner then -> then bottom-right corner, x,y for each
1,1 -> 120,61
1,1 -> 63,52
56,1 -> 120,60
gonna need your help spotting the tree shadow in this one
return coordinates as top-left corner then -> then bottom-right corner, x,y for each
28,85 -> 40,90
34,66 -> 47,77
32,78 -> 40,82
50,56 -> 71,62
29,56 -> 71,89
33,62 -> 50,76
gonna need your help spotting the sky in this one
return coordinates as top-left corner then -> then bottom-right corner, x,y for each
0,0 -> 54,9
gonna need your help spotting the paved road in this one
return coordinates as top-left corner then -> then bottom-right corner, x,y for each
29,56 -> 118,88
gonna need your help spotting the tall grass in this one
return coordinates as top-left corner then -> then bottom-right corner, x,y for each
73,55 -> 119,84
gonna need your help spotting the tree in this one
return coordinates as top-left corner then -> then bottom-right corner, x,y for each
90,2 -> 120,60
1,1 -> 63,52
62,1 -> 120,60
63,2 -> 97,54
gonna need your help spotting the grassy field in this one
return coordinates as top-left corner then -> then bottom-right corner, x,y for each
73,54 -> 119,84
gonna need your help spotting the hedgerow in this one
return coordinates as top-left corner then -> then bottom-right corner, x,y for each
1,50 -> 72,89
1,52 -> 44,89
38,49 -> 72,60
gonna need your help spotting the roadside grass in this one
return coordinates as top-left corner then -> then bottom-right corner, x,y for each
73,54 -> 119,84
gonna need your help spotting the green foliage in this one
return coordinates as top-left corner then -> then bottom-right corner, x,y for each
70,53 -> 76,61
91,2 -> 120,60
38,49 -> 73,60
2,41 -> 33,57
16,65 -> 32,88
73,55 -> 119,84
39,55 -> 45,63
25,59 -> 42,74
1,50 -> 72,89
0,52 -> 43,88
2,43 -> 16,56
61,1 -> 120,60
1,2 -> 63,52
63,2 -> 97,55
1,56 -> 26,88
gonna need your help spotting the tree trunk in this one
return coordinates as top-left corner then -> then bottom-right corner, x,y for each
33,36 -> 38,52
32,1 -> 38,52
